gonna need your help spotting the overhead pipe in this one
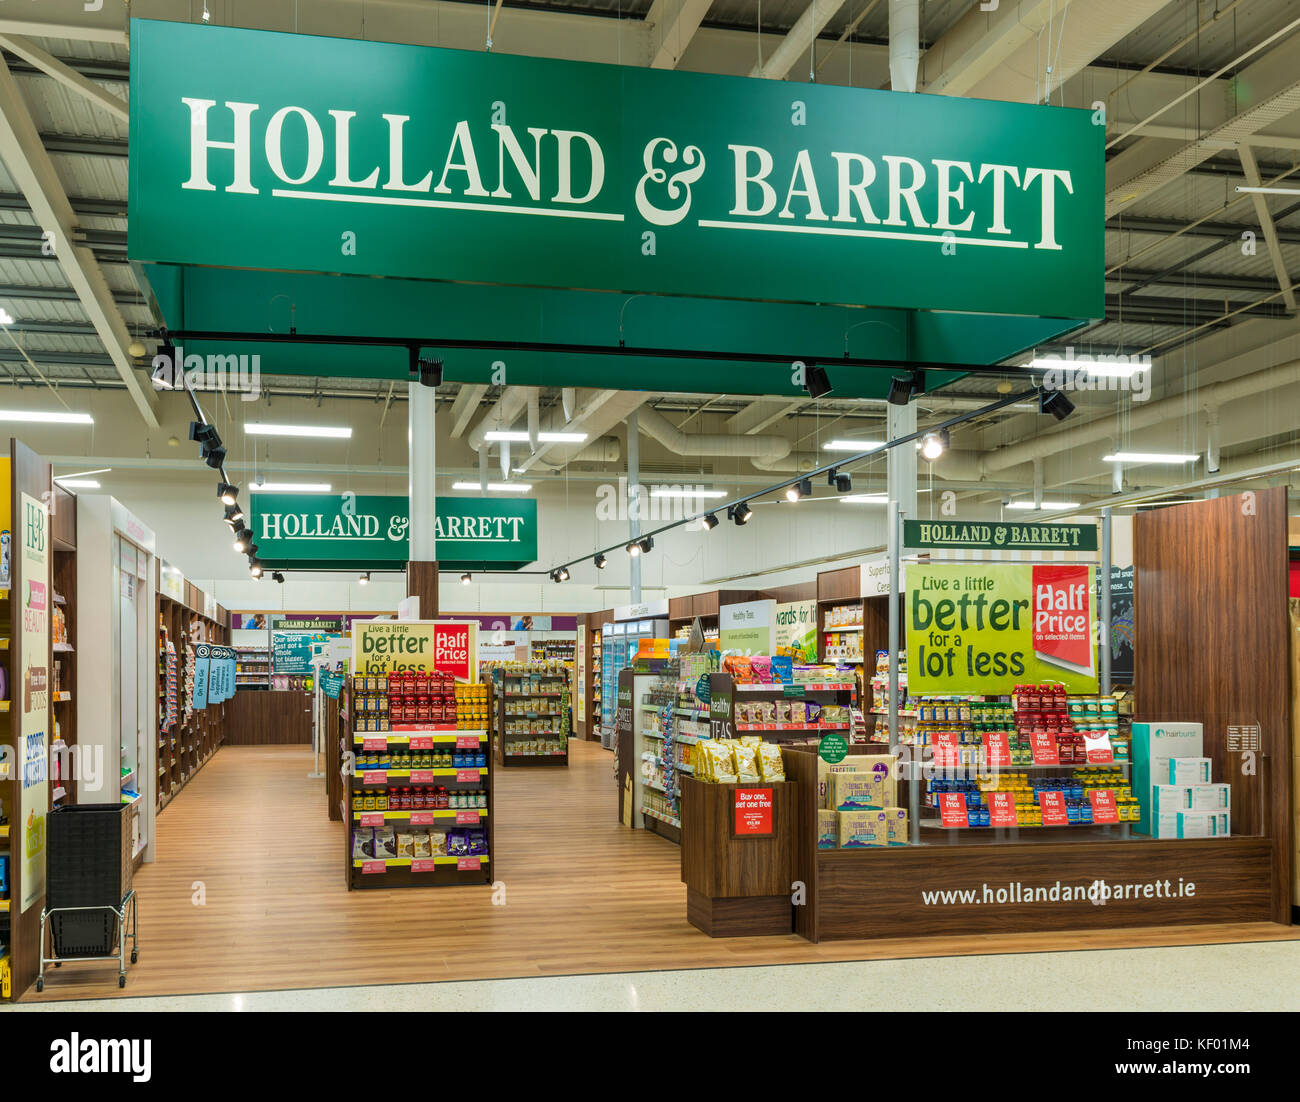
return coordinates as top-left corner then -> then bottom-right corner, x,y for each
889,0 -> 919,93
466,385 -> 532,450
635,405 -> 791,465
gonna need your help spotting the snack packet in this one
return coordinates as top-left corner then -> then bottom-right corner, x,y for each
352,829 -> 374,860
702,740 -> 738,783
374,828 -> 398,860
733,742 -> 760,783
411,830 -> 432,858
756,741 -> 786,781
396,831 -> 416,859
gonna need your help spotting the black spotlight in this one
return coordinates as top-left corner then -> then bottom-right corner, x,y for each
701,513 -> 719,531
202,444 -> 227,470
461,572 -> 472,585
558,566 -> 570,581
729,502 -> 752,526
784,477 -> 813,503
419,357 -> 443,388
223,503 -> 245,527
189,421 -> 220,447
271,571 -> 285,584
232,526 -> 253,553
803,364 -> 833,399
887,375 -> 912,406
835,472 -> 852,493
593,552 -> 608,569
217,482 -> 239,505
249,559 -> 263,578
1040,389 -> 1076,422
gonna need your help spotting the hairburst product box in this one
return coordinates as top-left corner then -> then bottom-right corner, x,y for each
1190,783 -> 1231,811
1155,810 -> 1181,839
817,810 -> 839,850
1132,722 -> 1203,836
1151,785 -> 1192,814
1169,757 -> 1212,785
1176,809 -> 1230,838
839,810 -> 888,848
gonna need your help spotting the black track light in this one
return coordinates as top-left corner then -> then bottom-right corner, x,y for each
921,429 -> 949,462
217,482 -> 238,506
223,502 -> 244,526
271,571 -> 285,584
232,526 -> 253,554
202,444 -> 227,470
1040,388 -> 1076,422
249,560 -> 263,578
461,572 -> 472,585
639,536 -> 653,555
729,502 -> 752,526
802,364 -> 833,399
835,472 -> 852,493
190,421 -> 220,447
359,571 -> 370,585
558,566 -> 570,582
626,535 -> 653,556
593,552 -> 608,569
786,478 -> 813,503
701,513 -> 719,531
887,375 -> 912,406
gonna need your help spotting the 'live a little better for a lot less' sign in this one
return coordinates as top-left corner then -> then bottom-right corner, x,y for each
352,620 -> 480,681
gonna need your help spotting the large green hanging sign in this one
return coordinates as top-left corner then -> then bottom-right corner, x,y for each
128,19 -> 1103,320
247,494 -> 538,570
904,520 -> 1099,552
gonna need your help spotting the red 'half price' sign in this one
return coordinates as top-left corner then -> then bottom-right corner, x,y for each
988,790 -> 1018,827
938,792 -> 969,828
734,788 -> 774,835
983,731 -> 1011,769
1088,789 -> 1119,824
1030,732 -> 1060,766
1083,731 -> 1114,764
1040,790 -> 1069,827
933,730 -> 961,768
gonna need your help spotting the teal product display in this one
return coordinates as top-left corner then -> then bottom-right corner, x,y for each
1131,721 -> 1203,836
1168,757 -> 1212,785
1177,810 -> 1231,839
1190,783 -> 1231,811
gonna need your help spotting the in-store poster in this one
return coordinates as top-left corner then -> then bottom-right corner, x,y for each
19,491 -> 49,911
718,600 -> 775,655
905,563 -> 1099,694
1109,565 -> 1134,681
352,620 -> 480,680
192,643 -> 210,710
775,601 -> 818,662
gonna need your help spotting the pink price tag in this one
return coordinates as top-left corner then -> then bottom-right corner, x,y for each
1040,790 -> 1069,827
358,812 -> 384,828
410,770 -> 435,784
983,732 -> 1011,769
455,810 -> 480,824
360,860 -> 387,875
361,770 -> 386,785
988,791 -> 1018,827
938,793 -> 969,828
455,734 -> 479,749
409,811 -> 434,826
457,857 -> 481,871
411,859 -> 437,874
1088,789 -> 1119,824
456,769 -> 480,783
362,737 -> 387,751
1030,732 -> 1060,766
408,735 -> 433,750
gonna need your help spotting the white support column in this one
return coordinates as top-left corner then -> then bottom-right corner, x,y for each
628,410 -> 642,603
887,402 -> 918,520
409,381 -> 437,562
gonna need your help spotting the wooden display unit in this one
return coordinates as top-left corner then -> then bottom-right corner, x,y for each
493,664 -> 570,766
50,484 -> 78,808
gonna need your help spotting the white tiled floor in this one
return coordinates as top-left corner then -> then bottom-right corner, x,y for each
11,939 -> 1300,1012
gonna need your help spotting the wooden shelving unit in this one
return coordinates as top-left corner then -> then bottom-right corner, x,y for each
50,484 -> 78,809
234,645 -> 270,690
156,578 -> 229,814
491,663 -> 571,766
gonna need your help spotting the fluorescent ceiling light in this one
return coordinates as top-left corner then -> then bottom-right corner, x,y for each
451,481 -> 533,493
248,481 -> 332,492
1028,356 -> 1150,377
1103,452 -> 1198,464
54,479 -> 99,489
1006,500 -> 1081,510
839,494 -> 890,504
0,409 -> 93,424
55,467 -> 110,481
484,430 -> 588,443
246,423 -> 352,439
649,488 -> 727,499
1236,185 -> 1300,196
1116,497 -> 1198,507
823,440 -> 886,452
0,309 -> 14,326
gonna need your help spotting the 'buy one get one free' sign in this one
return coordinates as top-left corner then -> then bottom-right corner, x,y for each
905,564 -> 1098,693
352,620 -> 479,681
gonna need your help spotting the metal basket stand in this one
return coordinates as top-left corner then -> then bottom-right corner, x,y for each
36,890 -> 139,992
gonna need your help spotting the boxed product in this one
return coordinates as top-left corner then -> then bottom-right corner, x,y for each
817,753 -> 897,809
882,806 -> 908,846
1155,810 -> 1181,839
1132,722 -> 1203,836
1151,785 -> 1192,813
1190,783 -> 1231,811
1169,757 -> 1212,785
839,810 -> 889,848
1177,809 -> 1230,838
828,772 -> 882,811
817,810 -> 838,850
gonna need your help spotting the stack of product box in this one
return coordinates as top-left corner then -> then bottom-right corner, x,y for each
1132,722 -> 1231,838
815,754 -> 908,848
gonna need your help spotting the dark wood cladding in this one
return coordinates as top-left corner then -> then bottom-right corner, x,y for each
50,484 -> 76,549
405,560 -> 438,617
767,580 -> 817,603
1134,488 -> 1293,923
816,565 -> 860,603
680,777 -> 795,897
226,689 -> 314,745
813,837 -> 1275,939
686,888 -> 792,937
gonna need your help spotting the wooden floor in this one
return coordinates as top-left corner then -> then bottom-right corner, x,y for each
22,739 -> 1300,1002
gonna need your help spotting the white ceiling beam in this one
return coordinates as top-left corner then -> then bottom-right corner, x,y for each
0,55 -> 158,426
750,0 -> 849,80
645,0 -> 714,69
448,383 -> 488,439
1237,145 -> 1297,315
0,17 -> 127,47
0,34 -> 128,123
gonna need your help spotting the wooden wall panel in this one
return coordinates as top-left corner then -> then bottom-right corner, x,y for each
1134,488 -> 1292,922
817,566 -> 860,603
405,560 -> 438,617
225,690 -> 313,745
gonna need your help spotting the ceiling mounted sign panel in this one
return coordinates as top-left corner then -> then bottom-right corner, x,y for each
129,19 -> 1103,319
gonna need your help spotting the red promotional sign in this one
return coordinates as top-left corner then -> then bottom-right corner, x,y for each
1083,730 -> 1114,764
361,770 -> 387,785
933,730 -> 961,768
457,857 -> 482,871
358,812 -> 384,828
360,860 -> 387,875
362,737 -> 387,751
409,811 -> 434,825
411,859 -> 437,873
1031,564 -> 1095,677
408,735 -> 434,750
455,769 -> 481,783
434,623 -> 473,681
1029,731 -> 1060,765
734,788 -> 774,835
1088,789 -> 1119,824
410,770 -> 435,784
455,810 -> 480,824
1040,790 -> 1069,826
988,790 -> 1018,827
983,731 -> 1011,769
455,734 -> 480,749
938,793 -> 969,828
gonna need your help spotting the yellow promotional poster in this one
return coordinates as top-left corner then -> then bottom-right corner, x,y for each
351,619 -> 479,681
19,491 -> 49,912
906,563 -> 1098,694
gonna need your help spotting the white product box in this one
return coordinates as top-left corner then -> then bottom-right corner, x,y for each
1152,785 -> 1192,813
1155,810 -> 1182,839
1133,722 -> 1203,836
1176,810 -> 1230,838
1189,783 -> 1231,811
1169,757 -> 1212,785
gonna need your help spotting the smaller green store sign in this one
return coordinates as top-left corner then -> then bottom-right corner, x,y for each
248,493 -> 538,570
904,519 -> 1098,552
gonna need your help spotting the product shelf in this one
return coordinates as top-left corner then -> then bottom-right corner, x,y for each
353,729 -> 487,743
736,722 -> 850,732
734,682 -> 857,693
353,856 -> 489,869
641,806 -> 681,828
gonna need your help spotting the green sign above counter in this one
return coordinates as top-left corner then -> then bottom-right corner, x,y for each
248,494 -> 539,570
128,18 -> 1103,320
904,520 -> 1099,552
